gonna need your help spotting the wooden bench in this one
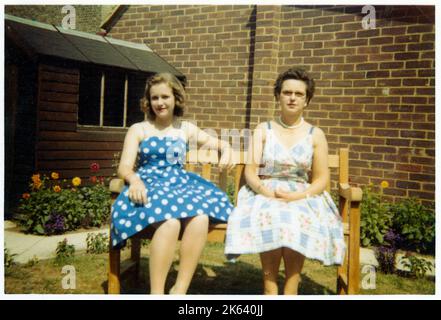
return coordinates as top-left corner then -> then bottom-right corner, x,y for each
107,148 -> 362,294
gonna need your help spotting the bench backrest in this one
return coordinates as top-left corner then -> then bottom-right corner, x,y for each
184,148 -> 349,205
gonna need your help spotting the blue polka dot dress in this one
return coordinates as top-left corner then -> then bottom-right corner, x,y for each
111,134 -> 234,248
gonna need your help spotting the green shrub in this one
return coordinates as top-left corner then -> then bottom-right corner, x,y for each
25,255 -> 40,267
18,171 -> 111,235
400,254 -> 434,278
4,248 -> 17,268
360,184 -> 393,247
226,181 -> 236,205
391,198 -> 435,254
86,232 -> 109,254
55,239 -> 75,265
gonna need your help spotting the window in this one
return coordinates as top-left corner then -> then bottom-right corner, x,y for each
78,68 -> 101,126
78,66 -> 147,128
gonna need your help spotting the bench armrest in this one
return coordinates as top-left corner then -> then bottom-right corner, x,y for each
338,183 -> 363,202
109,178 -> 125,194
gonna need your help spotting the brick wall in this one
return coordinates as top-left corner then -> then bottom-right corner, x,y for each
5,5 -> 117,33
105,5 -> 436,204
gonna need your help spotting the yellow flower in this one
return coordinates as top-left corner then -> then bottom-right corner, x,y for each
72,177 -> 81,187
53,185 -> 61,193
380,180 -> 389,189
51,172 -> 59,180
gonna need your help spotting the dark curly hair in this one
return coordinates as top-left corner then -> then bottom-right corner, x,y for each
140,73 -> 185,120
274,67 -> 315,104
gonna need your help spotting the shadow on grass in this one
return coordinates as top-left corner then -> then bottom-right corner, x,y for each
102,257 -> 334,295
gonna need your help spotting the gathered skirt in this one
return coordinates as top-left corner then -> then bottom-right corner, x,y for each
225,178 -> 346,266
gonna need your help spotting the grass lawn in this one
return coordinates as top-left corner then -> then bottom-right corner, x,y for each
5,242 -> 435,295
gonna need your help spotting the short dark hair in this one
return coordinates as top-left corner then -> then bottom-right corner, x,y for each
274,67 -> 315,103
140,73 -> 185,120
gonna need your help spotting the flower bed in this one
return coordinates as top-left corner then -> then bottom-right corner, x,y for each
17,163 -> 112,235
359,181 -> 435,278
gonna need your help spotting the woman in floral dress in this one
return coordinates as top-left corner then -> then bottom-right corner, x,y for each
225,67 -> 345,295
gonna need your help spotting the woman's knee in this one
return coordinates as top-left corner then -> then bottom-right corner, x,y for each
192,214 -> 209,225
157,218 -> 181,234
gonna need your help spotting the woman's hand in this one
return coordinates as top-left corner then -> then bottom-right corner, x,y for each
274,188 -> 307,202
128,178 -> 148,205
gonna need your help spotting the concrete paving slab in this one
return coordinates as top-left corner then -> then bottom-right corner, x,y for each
5,225 -> 109,264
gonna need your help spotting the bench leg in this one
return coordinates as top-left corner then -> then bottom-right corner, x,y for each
131,238 -> 141,281
108,245 -> 121,294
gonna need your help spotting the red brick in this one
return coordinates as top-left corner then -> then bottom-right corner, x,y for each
375,129 -> 399,137
369,36 -> 394,45
395,34 -> 420,43
362,137 -> 386,145
363,121 -> 386,128
408,42 -> 434,51
371,161 -> 394,170
401,130 -> 426,139
407,25 -> 433,33
396,181 -> 421,190
379,61 -> 404,69
377,79 -> 402,87
386,138 -> 411,147
361,169 -> 384,177
366,71 -> 389,78
360,152 -> 382,161
381,44 -> 406,52
391,70 -> 416,78
383,188 -> 407,197
335,31 -> 356,39
411,140 -> 434,149
346,39 -> 369,47
413,122 -> 434,131
405,60 -> 432,69
340,136 -> 361,144
381,27 -> 406,35
410,173 -> 434,182
373,146 -> 396,154
408,191 -> 433,200
386,122 -> 411,129
394,52 -> 419,60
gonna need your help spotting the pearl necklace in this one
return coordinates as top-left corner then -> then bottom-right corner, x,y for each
278,116 -> 304,129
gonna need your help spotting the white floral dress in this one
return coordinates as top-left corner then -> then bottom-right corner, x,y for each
225,122 -> 345,265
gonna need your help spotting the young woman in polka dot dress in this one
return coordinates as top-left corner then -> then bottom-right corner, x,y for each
111,73 -> 234,294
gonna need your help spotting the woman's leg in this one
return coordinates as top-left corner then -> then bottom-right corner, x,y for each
282,248 -> 305,295
171,214 -> 209,294
149,218 -> 181,294
259,248 -> 282,295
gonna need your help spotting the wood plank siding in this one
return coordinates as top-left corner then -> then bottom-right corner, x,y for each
36,64 -> 126,182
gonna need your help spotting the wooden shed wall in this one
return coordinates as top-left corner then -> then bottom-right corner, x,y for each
36,63 -> 125,182
4,60 -> 38,215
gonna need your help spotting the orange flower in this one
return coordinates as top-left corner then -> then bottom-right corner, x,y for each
53,185 -> 61,193
380,180 -> 389,189
31,174 -> 41,184
22,193 -> 31,200
72,177 -> 81,187
51,172 -> 59,180
31,174 -> 42,190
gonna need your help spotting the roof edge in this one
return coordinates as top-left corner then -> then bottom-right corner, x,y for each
100,5 -> 130,32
